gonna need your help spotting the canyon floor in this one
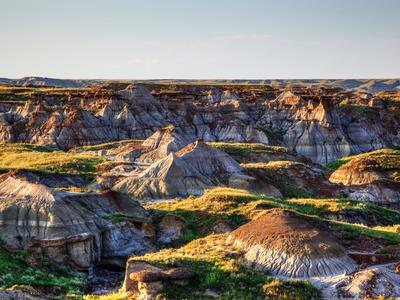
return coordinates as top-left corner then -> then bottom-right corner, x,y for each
0,79 -> 399,300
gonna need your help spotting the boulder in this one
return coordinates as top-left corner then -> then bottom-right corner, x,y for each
127,266 -> 194,300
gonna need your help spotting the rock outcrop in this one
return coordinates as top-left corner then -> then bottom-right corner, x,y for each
139,125 -> 195,163
113,140 -> 251,199
0,171 -> 153,270
0,285 -> 48,300
243,161 -> 338,198
329,149 -> 400,208
129,268 -> 194,300
122,260 -> 194,300
155,214 -> 187,244
228,209 -> 356,278
1,83 -> 399,164
337,263 -> 400,299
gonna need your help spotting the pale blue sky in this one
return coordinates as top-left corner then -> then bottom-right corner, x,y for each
1,0 -> 399,79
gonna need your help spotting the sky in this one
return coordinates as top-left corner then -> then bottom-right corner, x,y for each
0,0 -> 399,79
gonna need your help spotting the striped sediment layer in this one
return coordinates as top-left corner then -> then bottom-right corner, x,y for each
228,209 -> 356,278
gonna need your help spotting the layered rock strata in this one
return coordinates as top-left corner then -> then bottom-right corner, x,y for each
228,209 -> 356,278
1,84 -> 399,164
0,171 -> 153,269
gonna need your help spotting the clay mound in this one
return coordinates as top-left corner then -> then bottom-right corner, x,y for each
0,171 -> 151,269
139,126 -> 195,163
113,141 -> 251,199
329,150 -> 400,207
329,149 -> 400,186
228,209 -> 356,278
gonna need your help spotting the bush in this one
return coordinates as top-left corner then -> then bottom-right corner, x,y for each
263,279 -> 322,300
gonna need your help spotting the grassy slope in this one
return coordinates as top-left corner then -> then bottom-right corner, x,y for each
88,234 -> 320,300
0,143 -> 103,175
0,250 -> 85,295
240,161 -> 314,198
95,187 -> 400,299
325,148 -> 400,171
71,139 -> 143,152
0,144 -> 98,297
127,234 -> 321,300
207,142 -> 287,156
241,161 -> 305,169
148,188 -> 400,243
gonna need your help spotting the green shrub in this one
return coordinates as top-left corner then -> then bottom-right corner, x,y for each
0,251 -> 85,293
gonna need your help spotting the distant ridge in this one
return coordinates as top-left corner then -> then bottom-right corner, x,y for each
0,76 -> 103,88
0,76 -> 399,93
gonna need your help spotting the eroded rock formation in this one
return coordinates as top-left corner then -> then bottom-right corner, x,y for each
228,209 -> 356,277
329,149 -> 400,208
337,263 -> 400,299
113,138 -> 251,199
1,83 -> 399,164
0,171 -> 153,269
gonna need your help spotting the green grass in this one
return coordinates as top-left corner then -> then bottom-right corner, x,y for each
241,161 -> 304,169
286,198 -> 400,225
337,103 -> 371,114
207,142 -> 287,157
148,188 -> 400,244
72,139 -> 143,152
0,143 -> 103,175
241,162 -> 314,198
0,250 -> 85,294
102,212 -> 148,223
126,234 -> 321,300
325,148 -> 400,171
263,279 -> 321,300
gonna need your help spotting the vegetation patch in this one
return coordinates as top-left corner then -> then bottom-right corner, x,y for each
72,139 -> 143,152
337,103 -> 371,114
263,279 -> 322,300
286,198 -> 400,225
0,143 -> 103,175
241,162 -> 314,198
241,161 -> 304,169
146,188 -> 262,242
150,188 -> 400,243
207,142 -> 287,157
103,212 -> 148,224
325,149 -> 400,171
126,234 -> 321,300
256,124 -> 287,141
0,250 -> 85,294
